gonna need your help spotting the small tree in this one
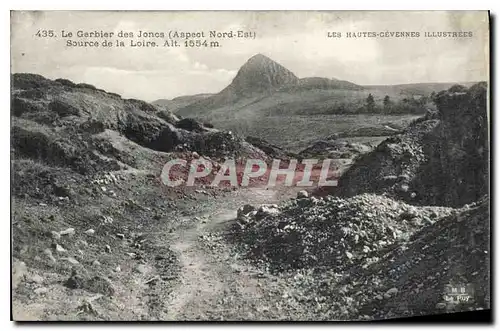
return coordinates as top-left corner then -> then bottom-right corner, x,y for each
430,91 -> 436,101
383,95 -> 390,107
366,93 -> 375,112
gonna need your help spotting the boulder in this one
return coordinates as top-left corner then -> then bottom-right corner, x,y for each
237,204 -> 256,219
256,204 -> 281,220
55,244 -> 66,253
297,190 -> 309,199
60,228 -> 75,236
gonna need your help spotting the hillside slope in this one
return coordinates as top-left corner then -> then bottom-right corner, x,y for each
10,73 -> 277,321
336,82 -> 489,207
153,93 -> 213,113
175,54 -> 365,120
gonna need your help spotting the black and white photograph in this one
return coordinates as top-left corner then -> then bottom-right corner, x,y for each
10,10 -> 490,321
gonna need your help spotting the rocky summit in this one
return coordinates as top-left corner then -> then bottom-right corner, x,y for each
224,54 -> 299,96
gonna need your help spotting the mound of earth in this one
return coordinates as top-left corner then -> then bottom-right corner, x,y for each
336,82 -> 488,207
11,73 -> 272,175
299,198 -> 490,320
229,193 -> 489,320
349,197 -> 490,320
230,193 -> 454,272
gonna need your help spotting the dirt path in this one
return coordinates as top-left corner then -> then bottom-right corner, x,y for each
164,188 -> 303,321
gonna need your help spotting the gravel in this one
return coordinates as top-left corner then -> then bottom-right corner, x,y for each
231,193 -> 454,272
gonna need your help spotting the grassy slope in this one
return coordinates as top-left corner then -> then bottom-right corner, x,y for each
211,114 -> 419,152
174,86 -> 421,152
152,93 -> 214,112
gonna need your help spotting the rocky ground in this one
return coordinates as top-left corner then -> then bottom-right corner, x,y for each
11,75 -> 490,321
336,82 -> 488,208
226,191 -> 489,320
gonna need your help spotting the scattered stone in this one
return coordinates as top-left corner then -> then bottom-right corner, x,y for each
92,260 -> 101,267
50,231 -> 61,240
44,248 -> 56,262
399,184 -> 409,193
385,288 -> 398,297
28,274 -> 44,284
109,173 -> 118,183
101,216 -> 114,225
65,270 -> 86,290
398,174 -> 410,182
145,275 -> 160,285
77,300 -> 98,316
237,204 -> 256,219
115,266 -> 121,273
256,204 -> 281,220
12,261 -> 27,289
116,233 -> 125,240
55,244 -> 66,253
34,287 -> 49,295
162,275 -> 176,281
104,245 -> 111,253
85,229 -> 95,235
297,190 -> 309,199
78,240 -> 89,247
65,271 -> 114,296
382,175 -> 398,183
61,257 -> 79,265
134,264 -> 147,274
435,302 -> 447,309
86,276 -> 115,296
60,228 -> 75,236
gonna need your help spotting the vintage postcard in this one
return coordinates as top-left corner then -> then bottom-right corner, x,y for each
10,11 -> 490,321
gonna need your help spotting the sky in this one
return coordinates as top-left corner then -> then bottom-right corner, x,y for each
11,11 -> 489,101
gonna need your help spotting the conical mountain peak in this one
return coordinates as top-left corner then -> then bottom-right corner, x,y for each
226,54 -> 299,95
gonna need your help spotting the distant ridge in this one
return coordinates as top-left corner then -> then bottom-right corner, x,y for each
153,93 -> 214,112
174,53 -> 362,117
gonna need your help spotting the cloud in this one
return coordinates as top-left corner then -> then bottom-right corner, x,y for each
193,61 -> 209,71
